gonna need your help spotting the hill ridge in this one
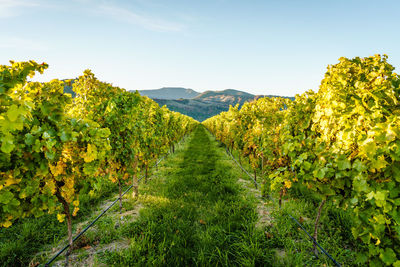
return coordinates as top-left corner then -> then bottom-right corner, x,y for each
138,87 -> 200,100
136,87 -> 294,121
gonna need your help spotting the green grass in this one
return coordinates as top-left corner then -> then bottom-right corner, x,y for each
98,126 -> 275,266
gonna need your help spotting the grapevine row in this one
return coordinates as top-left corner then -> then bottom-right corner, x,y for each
203,55 -> 400,266
0,61 -> 198,255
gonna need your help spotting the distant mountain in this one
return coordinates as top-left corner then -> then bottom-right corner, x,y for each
142,87 -> 294,121
153,98 -> 230,122
194,89 -> 256,106
63,85 -> 75,97
62,80 -> 76,97
138,87 -> 200,100
195,89 -> 254,100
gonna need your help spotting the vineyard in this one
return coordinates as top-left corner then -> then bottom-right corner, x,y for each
0,61 -> 197,266
0,54 -> 399,266
204,55 -> 400,266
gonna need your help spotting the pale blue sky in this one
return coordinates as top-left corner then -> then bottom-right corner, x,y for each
1,0 -> 399,96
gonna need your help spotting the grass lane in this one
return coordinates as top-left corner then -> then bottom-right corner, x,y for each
100,125 -> 274,266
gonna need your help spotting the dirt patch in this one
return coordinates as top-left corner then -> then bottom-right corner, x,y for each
238,178 -> 261,196
256,201 -> 273,228
237,178 -> 273,228
275,248 -> 286,263
120,203 -> 143,218
52,239 -> 131,267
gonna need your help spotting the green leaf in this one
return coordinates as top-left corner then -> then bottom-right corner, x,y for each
353,174 -> 369,192
1,135 -> 15,153
350,197 -> 358,205
303,161 -> 312,170
315,168 -> 326,179
6,104 -> 20,122
370,157 -> 388,171
45,139 -> 57,149
60,131 -> 69,142
43,131 -> 51,139
374,214 -> 386,224
352,159 -> 366,172
33,139 -> 41,152
320,185 -> 335,196
374,190 -> 388,208
370,258 -> 383,267
360,232 -> 371,243
25,133 -> 35,145
379,248 -> 397,265
366,191 -> 375,200
45,151 -> 55,160
337,158 -> 351,170
0,190 -> 14,204
355,252 -> 368,263
40,102 -> 52,115
392,164 -> 400,182
374,191 -> 386,201
9,198 -> 20,206
383,202 -> 392,213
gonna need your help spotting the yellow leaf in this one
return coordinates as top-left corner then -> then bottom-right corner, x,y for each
110,173 -> 117,183
49,160 -> 65,177
73,200 -> 79,206
57,213 -> 65,223
370,155 -> 388,171
359,138 -> 376,158
2,221 -> 12,228
62,146 -> 73,161
386,124 -> 397,141
45,180 -> 57,194
83,144 -> 97,162
64,177 -> 75,189
72,207 -> 79,216
4,176 -> 21,187
284,180 -> 292,189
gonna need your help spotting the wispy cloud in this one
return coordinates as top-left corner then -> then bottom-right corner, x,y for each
96,4 -> 186,32
0,0 -> 38,18
0,36 -> 48,51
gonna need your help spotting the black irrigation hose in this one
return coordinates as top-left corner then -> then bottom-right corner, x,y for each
287,213 -> 341,267
44,153 -> 168,266
226,148 -> 260,189
220,138 -> 341,267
